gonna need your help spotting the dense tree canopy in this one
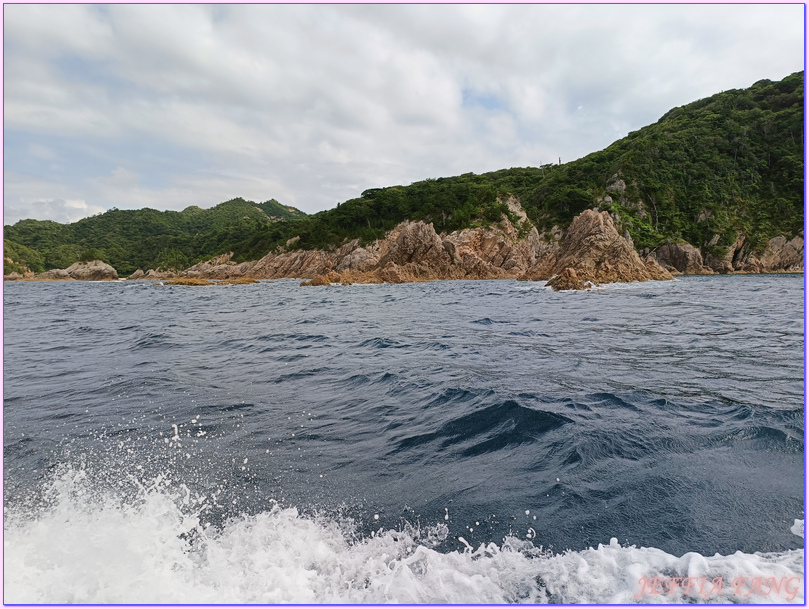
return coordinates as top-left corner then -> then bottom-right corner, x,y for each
4,198 -> 305,276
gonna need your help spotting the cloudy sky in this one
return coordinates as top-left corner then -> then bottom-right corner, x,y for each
3,4 -> 804,225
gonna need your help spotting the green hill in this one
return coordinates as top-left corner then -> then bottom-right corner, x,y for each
4,198 -> 306,276
5,71 -> 803,277
528,71 -> 804,255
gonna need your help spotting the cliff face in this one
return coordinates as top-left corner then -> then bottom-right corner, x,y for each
647,233 -> 805,275
167,201 -> 675,290
520,209 -> 674,290
161,198 -> 558,285
130,196 -> 802,290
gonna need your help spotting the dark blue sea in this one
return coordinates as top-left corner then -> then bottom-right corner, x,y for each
3,275 -> 805,603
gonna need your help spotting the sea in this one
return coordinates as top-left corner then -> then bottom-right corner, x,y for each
3,274 -> 805,604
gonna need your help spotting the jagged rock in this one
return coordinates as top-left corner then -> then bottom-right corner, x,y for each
182,252 -> 255,279
756,235 -> 804,271
336,246 -> 378,272
138,269 -> 176,280
128,268 -> 178,280
546,267 -> 588,291
65,260 -> 119,281
4,272 -> 24,281
377,263 -> 412,284
650,242 -> 714,274
37,268 -> 73,280
377,221 -> 452,268
300,270 -> 342,286
250,249 -> 335,279
541,209 -> 673,290
704,234 -> 745,274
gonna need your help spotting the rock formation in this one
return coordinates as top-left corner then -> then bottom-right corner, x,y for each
106,196 -> 801,289
737,235 -> 804,273
649,242 -> 715,274
535,209 -> 673,290
15,260 -> 118,282
226,197 -> 555,285
37,269 -> 73,280
63,261 -> 119,281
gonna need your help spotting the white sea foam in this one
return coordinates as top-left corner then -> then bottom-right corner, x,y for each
4,469 -> 804,604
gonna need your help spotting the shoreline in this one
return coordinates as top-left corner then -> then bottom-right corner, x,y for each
5,269 -> 804,284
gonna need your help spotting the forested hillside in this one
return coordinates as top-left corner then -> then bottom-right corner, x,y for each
4,198 -> 305,276
5,71 -> 803,276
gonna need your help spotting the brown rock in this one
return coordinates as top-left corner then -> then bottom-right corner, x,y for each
145,269 -> 176,280
704,234 -> 745,274
37,268 -> 74,280
542,209 -> 673,290
300,270 -> 342,286
756,235 -> 804,271
650,242 -> 714,274
336,246 -> 379,272
64,260 -> 119,281
377,221 -> 452,268
546,267 -> 588,291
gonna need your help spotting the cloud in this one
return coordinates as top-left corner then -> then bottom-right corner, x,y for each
3,4 -> 804,224
4,198 -> 106,226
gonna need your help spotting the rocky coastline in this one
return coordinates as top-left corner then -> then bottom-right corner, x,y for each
5,201 -> 803,290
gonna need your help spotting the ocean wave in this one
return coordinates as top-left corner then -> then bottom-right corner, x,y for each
3,468 -> 803,604
394,400 -> 571,457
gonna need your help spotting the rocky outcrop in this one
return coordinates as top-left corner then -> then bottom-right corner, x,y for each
64,260 -> 119,281
378,221 -> 453,269
300,270 -> 343,286
3,257 -> 35,280
703,234 -> 745,274
128,269 -> 177,280
546,268 -> 587,291
697,232 -> 804,274
234,198 -> 554,284
336,245 -> 378,273
738,235 -> 804,273
38,269 -> 73,280
183,252 -> 257,279
649,242 -> 714,274
176,204 -> 676,289
22,260 -> 117,281
525,209 -> 673,290
152,195 -> 800,289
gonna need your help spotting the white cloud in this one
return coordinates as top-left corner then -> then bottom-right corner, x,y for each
4,198 -> 106,226
3,4 -> 804,224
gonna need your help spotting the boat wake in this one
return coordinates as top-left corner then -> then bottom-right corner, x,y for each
4,466 -> 804,604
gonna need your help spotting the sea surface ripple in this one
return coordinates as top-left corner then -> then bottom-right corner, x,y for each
3,275 -> 805,602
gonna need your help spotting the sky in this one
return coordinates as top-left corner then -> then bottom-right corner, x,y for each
3,3 -> 805,225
